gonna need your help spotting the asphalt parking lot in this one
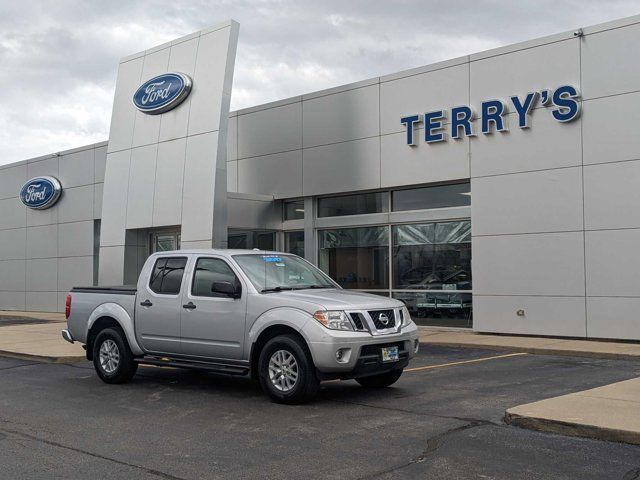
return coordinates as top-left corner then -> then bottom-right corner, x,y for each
1,345 -> 639,480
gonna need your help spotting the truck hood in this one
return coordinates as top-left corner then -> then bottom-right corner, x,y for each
267,288 -> 404,312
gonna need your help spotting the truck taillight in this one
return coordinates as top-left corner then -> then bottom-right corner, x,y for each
65,294 -> 72,319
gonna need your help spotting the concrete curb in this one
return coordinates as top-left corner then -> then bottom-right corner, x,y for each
0,350 -> 86,364
505,410 -> 640,446
421,341 -> 640,361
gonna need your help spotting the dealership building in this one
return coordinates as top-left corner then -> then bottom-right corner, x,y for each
1,15 -> 639,340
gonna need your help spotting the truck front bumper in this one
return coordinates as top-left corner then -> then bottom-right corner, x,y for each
302,320 -> 420,379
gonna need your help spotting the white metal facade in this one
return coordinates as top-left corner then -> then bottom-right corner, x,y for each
0,15 -> 639,340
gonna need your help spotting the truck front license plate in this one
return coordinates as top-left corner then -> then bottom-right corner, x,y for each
381,346 -> 399,362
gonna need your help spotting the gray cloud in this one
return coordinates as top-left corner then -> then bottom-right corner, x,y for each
0,0 -> 639,164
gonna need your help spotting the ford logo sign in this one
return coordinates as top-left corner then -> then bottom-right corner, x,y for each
132,72 -> 192,115
19,176 -> 62,210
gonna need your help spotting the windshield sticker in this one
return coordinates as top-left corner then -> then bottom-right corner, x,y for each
262,256 -> 282,263
275,262 -> 285,267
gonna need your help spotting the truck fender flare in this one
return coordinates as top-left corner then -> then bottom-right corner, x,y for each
87,303 -> 144,356
247,307 -> 314,355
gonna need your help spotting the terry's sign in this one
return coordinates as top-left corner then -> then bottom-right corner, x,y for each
132,72 -> 192,115
401,85 -> 581,146
19,176 -> 62,210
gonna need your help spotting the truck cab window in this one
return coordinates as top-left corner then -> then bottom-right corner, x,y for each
149,257 -> 187,295
192,258 -> 241,298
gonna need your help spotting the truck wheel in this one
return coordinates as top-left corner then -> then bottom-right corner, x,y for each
258,334 -> 319,404
356,369 -> 404,388
92,327 -> 138,384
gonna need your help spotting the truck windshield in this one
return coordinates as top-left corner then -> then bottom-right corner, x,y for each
233,254 -> 337,293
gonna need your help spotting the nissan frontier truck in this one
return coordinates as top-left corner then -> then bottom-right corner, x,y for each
62,250 -> 420,404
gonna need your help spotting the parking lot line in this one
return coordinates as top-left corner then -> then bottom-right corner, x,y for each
405,352 -> 528,373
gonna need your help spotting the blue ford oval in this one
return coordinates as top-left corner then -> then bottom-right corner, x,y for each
132,72 -> 192,115
19,176 -> 62,210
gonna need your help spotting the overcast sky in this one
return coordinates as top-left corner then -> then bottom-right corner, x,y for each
0,0 -> 639,165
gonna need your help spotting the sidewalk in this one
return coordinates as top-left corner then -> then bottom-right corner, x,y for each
506,378 -> 640,445
0,318 -> 85,363
419,327 -> 640,360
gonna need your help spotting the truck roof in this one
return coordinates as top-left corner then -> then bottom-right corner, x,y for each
150,249 -> 292,257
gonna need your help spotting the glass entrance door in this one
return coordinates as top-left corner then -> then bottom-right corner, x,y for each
151,232 -> 181,253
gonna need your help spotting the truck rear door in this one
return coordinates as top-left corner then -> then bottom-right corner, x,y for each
135,255 -> 188,355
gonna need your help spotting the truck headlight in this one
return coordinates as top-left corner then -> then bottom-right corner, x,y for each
313,310 -> 354,331
401,306 -> 413,327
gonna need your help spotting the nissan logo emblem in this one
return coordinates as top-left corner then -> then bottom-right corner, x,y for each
378,313 -> 390,326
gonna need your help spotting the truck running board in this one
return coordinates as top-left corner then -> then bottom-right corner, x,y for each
136,357 -> 250,376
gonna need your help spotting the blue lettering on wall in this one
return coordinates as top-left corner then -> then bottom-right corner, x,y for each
510,92 -> 538,128
424,110 -> 446,143
400,114 -> 422,146
481,100 -> 508,134
400,84 -> 581,146
551,85 -> 581,122
451,106 -> 475,139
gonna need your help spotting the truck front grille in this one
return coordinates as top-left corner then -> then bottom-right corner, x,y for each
349,312 -> 366,330
368,310 -> 396,329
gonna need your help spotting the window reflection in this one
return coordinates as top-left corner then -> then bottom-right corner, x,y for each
318,227 -> 389,289
393,292 -> 472,328
393,221 -> 471,291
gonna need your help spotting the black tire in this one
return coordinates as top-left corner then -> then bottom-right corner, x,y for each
258,334 -> 319,404
92,327 -> 138,384
356,369 -> 403,388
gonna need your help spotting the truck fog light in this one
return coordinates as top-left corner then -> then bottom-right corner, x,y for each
414,339 -> 419,353
335,348 -> 351,363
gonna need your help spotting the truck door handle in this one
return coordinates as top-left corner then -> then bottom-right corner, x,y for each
140,300 -> 153,307
183,302 -> 197,310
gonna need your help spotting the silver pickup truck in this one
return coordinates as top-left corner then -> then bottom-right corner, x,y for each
62,250 -> 419,404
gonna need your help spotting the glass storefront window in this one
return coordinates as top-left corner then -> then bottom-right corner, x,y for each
318,226 -> 389,289
283,200 -> 305,221
392,182 -> 470,211
318,192 -> 389,217
285,231 -> 304,257
228,230 -> 276,250
392,221 -> 471,291
393,292 -> 472,328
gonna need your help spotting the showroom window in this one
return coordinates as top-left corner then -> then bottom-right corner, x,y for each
283,199 -> 305,221
318,226 -> 389,289
228,229 -> 276,250
318,192 -> 389,217
285,231 -> 304,257
392,220 -> 472,328
392,182 -> 470,211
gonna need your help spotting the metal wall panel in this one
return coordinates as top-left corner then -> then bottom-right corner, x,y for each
380,63 -> 469,135
237,102 -> 302,158
582,92 -> 640,166
472,232 -> 585,296
26,225 -> 58,259
470,38 -> 580,105
582,22 -> 640,99
153,138 -> 186,227
126,144 -> 158,229
381,129 -> 470,187
303,137 -> 380,196
303,85 -> 379,147
58,148 -> 95,188
470,111 -> 582,177
584,159 -> 640,230
472,168 -> 584,236
26,258 -> 57,292
238,150 -> 302,198
585,229 -> 640,297
474,295 -> 587,337
58,221 -> 94,258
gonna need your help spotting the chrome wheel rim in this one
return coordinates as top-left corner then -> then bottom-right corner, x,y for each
99,339 -> 120,374
268,350 -> 299,392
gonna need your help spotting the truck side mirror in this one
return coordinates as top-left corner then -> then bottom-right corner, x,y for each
212,281 -> 241,299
